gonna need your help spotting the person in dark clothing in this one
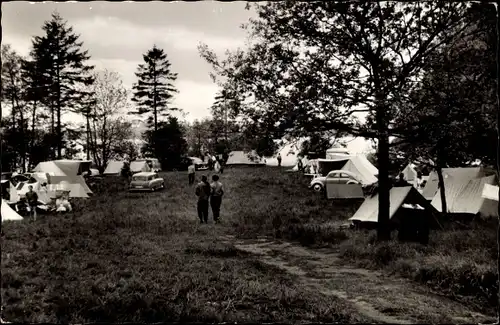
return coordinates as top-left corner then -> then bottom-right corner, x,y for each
25,185 -> 38,220
188,162 -> 196,185
210,175 -> 224,223
277,153 -> 282,167
195,175 -> 211,223
393,173 -> 410,187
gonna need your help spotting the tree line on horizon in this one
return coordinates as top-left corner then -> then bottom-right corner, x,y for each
1,12 -> 277,173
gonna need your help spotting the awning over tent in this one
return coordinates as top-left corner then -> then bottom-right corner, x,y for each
103,160 -> 125,175
1,199 -> 24,222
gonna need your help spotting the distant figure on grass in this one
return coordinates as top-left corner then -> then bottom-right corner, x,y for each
393,173 -> 410,187
25,185 -> 38,220
210,175 -> 224,224
219,157 -> 225,174
195,175 -> 211,224
277,153 -> 282,167
297,156 -> 304,172
188,162 -> 196,185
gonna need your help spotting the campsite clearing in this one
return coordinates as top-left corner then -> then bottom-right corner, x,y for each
1,167 -> 497,323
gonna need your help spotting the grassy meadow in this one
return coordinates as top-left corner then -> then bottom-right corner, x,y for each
1,166 -> 497,321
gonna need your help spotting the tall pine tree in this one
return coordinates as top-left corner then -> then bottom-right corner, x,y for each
131,45 -> 178,132
31,12 -> 94,159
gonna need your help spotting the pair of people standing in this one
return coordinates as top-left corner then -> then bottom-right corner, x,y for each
195,175 -> 224,224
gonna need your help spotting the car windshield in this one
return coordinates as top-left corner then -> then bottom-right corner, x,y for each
133,176 -> 149,181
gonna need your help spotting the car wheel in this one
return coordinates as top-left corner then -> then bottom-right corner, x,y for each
312,184 -> 323,192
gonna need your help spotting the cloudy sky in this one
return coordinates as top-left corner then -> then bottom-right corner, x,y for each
3,1 -> 255,122
3,1 -> 372,153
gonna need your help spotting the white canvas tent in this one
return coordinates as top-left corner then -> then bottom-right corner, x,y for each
1,199 -> 24,222
33,161 -> 67,176
130,160 -> 152,173
103,160 -> 125,175
340,155 -> 378,185
421,167 -> 485,200
401,163 -> 419,188
226,151 -> 266,166
350,186 -> 438,224
431,175 -> 498,218
46,182 -> 89,199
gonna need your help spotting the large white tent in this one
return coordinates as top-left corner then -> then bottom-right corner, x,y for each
431,174 -> 498,218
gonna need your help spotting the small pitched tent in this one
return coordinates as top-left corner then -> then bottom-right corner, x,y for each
226,151 -> 266,166
401,163 -> 419,187
130,160 -> 152,173
431,175 -> 498,218
421,167 -> 485,200
340,155 -> 378,185
1,200 -> 24,222
350,186 -> 439,225
103,160 -> 125,175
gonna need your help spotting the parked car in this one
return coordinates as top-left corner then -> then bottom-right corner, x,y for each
129,172 -> 165,192
309,170 -> 363,192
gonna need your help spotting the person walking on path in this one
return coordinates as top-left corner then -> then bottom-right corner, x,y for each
277,153 -> 282,167
25,185 -> 38,221
210,175 -> 224,224
188,162 -> 196,185
195,175 -> 211,223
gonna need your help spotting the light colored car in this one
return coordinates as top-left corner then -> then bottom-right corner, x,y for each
309,170 -> 362,192
129,172 -> 165,192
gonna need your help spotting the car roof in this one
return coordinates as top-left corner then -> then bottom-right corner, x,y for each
327,170 -> 359,177
133,172 -> 157,177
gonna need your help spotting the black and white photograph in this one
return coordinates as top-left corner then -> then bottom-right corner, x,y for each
1,1 -> 499,323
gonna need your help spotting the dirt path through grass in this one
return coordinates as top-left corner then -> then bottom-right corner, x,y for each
219,235 -> 495,324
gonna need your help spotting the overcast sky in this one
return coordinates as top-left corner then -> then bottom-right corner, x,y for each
3,1 -> 255,122
3,1 -> 372,153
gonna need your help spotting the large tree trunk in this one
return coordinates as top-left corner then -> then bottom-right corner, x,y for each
495,5 -> 500,321
56,73 -> 62,159
86,113 -> 91,160
153,66 -> 158,132
376,99 -> 391,241
30,99 -> 37,169
436,164 -> 447,215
